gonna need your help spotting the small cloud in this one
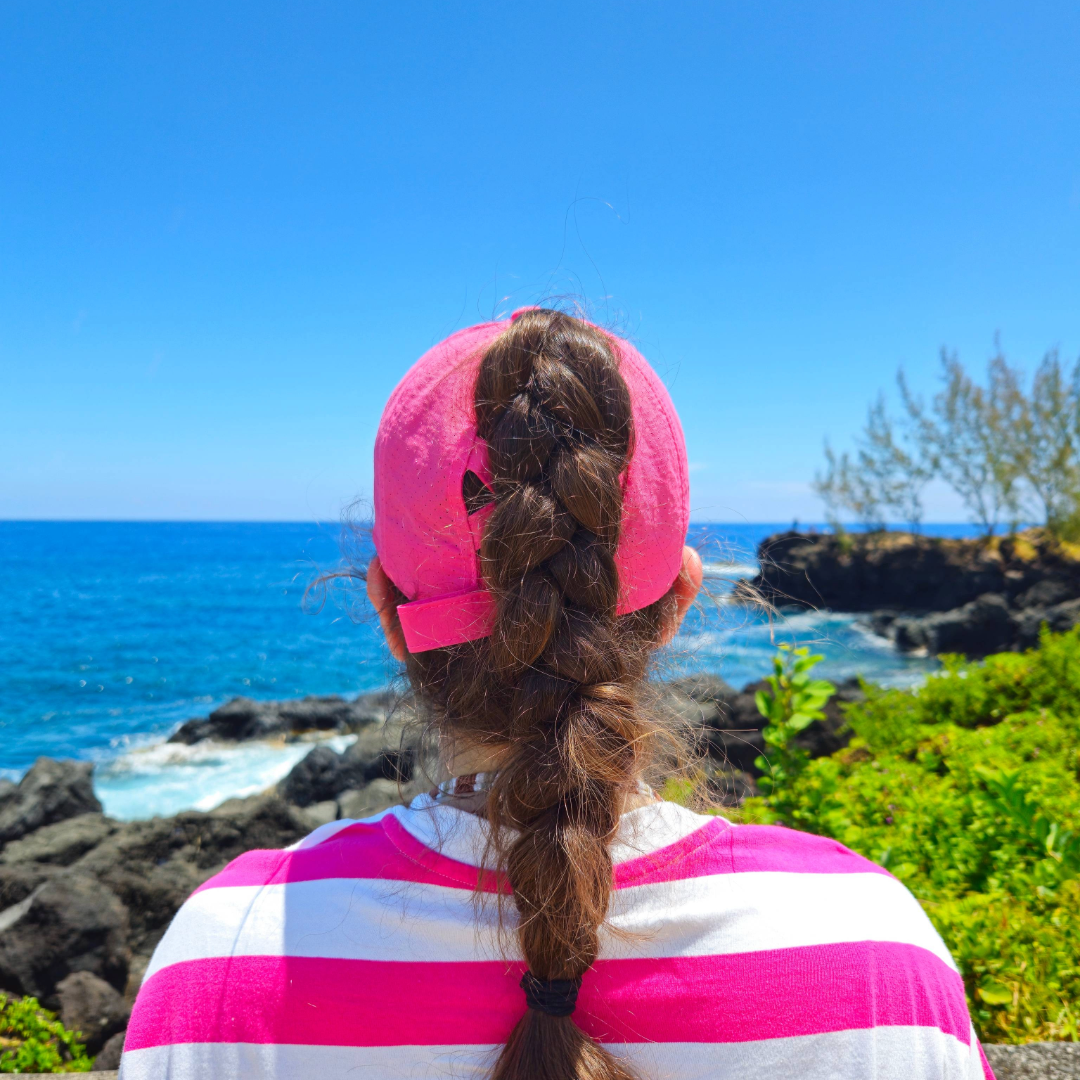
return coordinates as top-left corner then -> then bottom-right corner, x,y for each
72,310 -> 87,333
688,461 -> 709,473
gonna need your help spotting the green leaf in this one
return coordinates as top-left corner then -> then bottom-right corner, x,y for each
754,690 -> 773,721
787,711 -> 817,732
978,982 -> 1014,1006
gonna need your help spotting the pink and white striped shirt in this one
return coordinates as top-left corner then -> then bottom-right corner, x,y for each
119,798 -> 994,1080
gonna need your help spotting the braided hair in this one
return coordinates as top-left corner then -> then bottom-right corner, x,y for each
400,309 -> 679,1080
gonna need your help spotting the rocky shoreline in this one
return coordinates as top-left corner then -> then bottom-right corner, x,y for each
747,528 -> 1080,657
4,686 -> 1078,1074
0,678 -> 860,1069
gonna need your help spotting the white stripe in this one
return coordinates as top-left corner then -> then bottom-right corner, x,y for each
119,1027 -> 984,1080
285,805 -> 398,850
143,868 -> 952,984
613,867 -> 957,970
391,796 -> 719,868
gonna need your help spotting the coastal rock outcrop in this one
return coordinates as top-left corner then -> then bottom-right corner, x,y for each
168,690 -> 400,744
0,789 -> 318,1029
281,731 -> 415,807
0,813 -> 118,867
0,872 -> 130,1006
55,970 -> 130,1055
94,1030 -> 127,1070
889,593 -> 1019,655
748,529 -> 1080,657
660,672 -> 861,780
0,674 -> 859,1022
0,758 -> 102,845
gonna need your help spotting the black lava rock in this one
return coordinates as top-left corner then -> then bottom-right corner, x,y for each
56,970 -> 130,1055
0,813 -> 118,867
0,872 -> 130,1005
94,1029 -> 127,1070
169,692 -> 397,745
893,593 -> 1020,656
748,529 -> 1080,658
280,727 -> 415,808
0,758 -> 102,847
281,745 -> 347,807
655,675 -> 860,778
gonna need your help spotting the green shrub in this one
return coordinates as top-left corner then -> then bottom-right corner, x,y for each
741,627 -> 1080,1044
0,993 -> 92,1073
753,645 -> 836,792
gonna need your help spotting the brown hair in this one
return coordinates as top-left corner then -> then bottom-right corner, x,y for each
396,309 -> 679,1080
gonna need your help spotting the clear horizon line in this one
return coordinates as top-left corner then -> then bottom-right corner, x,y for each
0,517 -> 980,527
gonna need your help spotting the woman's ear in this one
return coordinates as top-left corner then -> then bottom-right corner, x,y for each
366,556 -> 408,662
660,545 -> 703,646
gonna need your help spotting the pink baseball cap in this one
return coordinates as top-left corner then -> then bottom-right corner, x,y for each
372,310 -> 690,654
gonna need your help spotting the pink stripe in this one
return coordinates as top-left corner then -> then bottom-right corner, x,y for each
194,816 -> 503,895
127,941 -> 970,1051
379,814 -> 506,891
613,816 -> 731,886
197,814 -> 887,897
727,823 -> 891,877
616,819 -> 887,886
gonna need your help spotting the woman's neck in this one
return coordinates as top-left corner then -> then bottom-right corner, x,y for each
441,741 -> 657,815
446,740 -> 503,778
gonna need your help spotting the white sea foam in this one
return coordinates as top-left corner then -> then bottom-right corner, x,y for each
700,561 -> 759,580
92,607 -> 933,820
94,733 -> 357,821
672,609 -> 937,692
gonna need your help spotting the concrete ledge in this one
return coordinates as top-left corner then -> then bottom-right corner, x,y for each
9,1044 -> 1080,1078
984,1043 -> 1080,1079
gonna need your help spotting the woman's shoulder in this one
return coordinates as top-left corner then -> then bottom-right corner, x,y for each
124,804 -> 459,1068
607,807 -> 982,1076
137,807 -> 418,978
614,801 -> 892,882
615,803 -> 955,964
195,807 -> 405,890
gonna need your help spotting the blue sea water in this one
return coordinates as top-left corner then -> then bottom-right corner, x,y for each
0,521 -> 974,819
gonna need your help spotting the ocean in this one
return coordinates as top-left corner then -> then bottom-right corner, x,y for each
0,522 -> 972,820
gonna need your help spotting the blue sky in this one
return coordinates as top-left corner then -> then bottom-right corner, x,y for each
2,1 -> 1079,523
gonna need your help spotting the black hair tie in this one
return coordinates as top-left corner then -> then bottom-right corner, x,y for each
520,971 -> 582,1018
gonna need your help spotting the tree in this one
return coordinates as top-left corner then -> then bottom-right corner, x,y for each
813,395 -> 928,531
899,351 -> 1024,537
1016,350 -> 1080,538
817,344 -> 1080,539
814,443 -> 884,532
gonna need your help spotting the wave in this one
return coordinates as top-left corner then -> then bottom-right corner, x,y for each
94,732 -> 357,821
671,610 -> 937,691
700,561 -> 758,580
80,605 -> 935,820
